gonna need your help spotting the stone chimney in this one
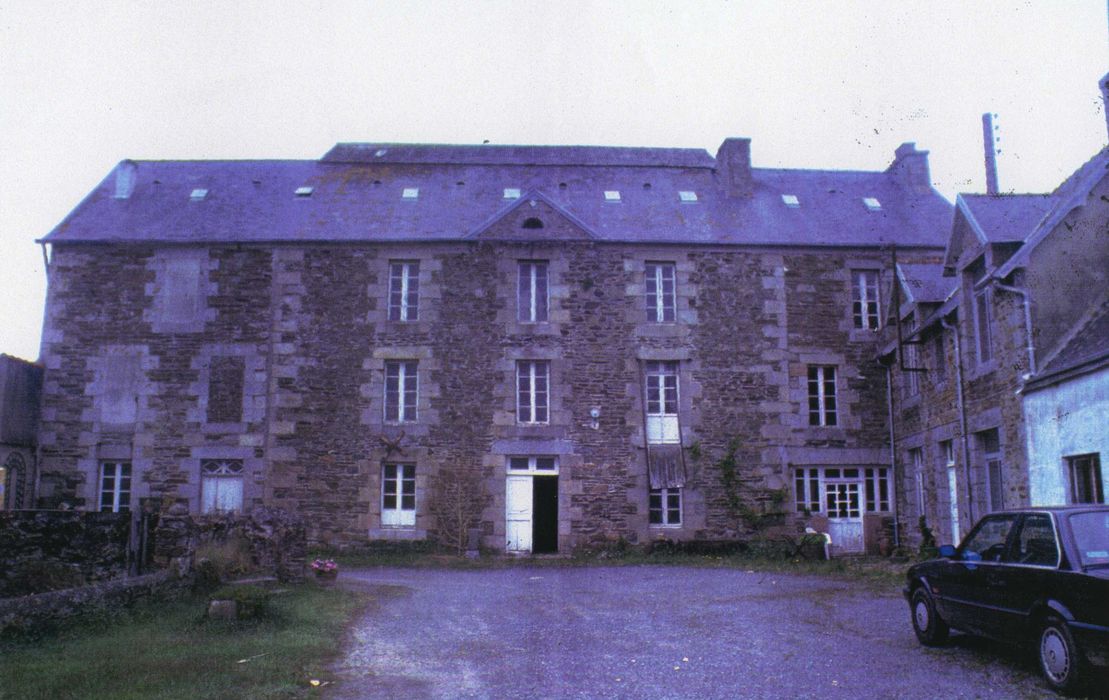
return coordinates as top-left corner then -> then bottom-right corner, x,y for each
886,142 -> 931,194
114,160 -> 137,199
715,137 -> 752,192
1101,72 -> 1109,142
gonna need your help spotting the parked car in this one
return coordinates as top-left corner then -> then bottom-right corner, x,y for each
904,506 -> 1109,694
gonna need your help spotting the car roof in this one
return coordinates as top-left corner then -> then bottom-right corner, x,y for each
990,505 -> 1109,516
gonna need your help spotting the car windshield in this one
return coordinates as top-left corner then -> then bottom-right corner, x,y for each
1069,511 -> 1109,568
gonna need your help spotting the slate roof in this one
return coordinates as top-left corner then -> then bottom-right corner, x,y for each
1026,296 -> 1109,391
41,142 -> 953,248
897,263 -> 954,305
959,193 -> 1055,243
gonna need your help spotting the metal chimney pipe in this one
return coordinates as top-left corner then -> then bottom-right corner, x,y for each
981,113 -> 1000,195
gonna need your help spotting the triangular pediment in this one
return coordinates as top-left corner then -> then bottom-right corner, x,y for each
468,190 -> 598,241
943,199 -> 985,273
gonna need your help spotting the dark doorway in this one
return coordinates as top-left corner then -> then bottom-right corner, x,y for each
532,476 -> 558,553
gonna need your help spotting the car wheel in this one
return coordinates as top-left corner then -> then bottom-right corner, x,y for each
1039,616 -> 1087,695
910,587 -> 949,646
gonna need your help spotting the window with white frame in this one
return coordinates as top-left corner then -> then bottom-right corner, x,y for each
381,463 -> 416,527
645,262 -> 677,323
384,361 -> 418,423
1068,454 -> 1104,504
517,261 -> 549,323
200,459 -> 243,514
99,461 -> 132,513
807,366 -> 837,427
387,260 -> 420,321
977,429 -> 1004,512
645,360 -> 679,443
794,467 -> 890,514
516,360 -> 550,424
851,270 -> 880,330
508,456 -> 558,472
973,288 -> 993,365
904,343 -> 921,397
649,487 -> 681,526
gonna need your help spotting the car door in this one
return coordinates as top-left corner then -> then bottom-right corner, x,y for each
935,513 -> 1019,636
985,513 -> 1061,639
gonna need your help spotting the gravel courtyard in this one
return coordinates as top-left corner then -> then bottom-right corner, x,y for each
329,566 -> 1060,700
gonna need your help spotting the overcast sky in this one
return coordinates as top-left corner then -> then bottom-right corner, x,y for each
1,1 -> 1106,362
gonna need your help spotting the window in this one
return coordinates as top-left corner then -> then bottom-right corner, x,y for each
1012,514 -> 1059,567
294,186 -> 314,197
517,261 -> 549,323
99,461 -> 132,513
904,343 -> 920,397
862,197 -> 882,211
190,188 -> 208,201
851,270 -> 880,330
1068,454 -> 1104,504
649,488 -> 681,526
200,459 -> 243,514
207,356 -> 244,423
508,456 -> 557,472
910,448 -> 925,516
960,514 -> 1017,562
678,190 -> 698,202
795,467 -> 890,514
516,361 -> 550,424
402,187 -> 419,200
645,262 -> 677,323
384,361 -> 418,423
978,429 -> 1004,512
387,261 -> 420,321
781,194 -> 800,208
645,361 -> 679,443
604,190 -> 621,202
381,464 -> 416,527
807,366 -> 837,426
974,288 -> 993,364
503,188 -> 521,199
932,331 -> 947,383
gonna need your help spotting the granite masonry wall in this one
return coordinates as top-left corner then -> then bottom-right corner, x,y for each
37,241 -> 940,551
0,510 -> 130,597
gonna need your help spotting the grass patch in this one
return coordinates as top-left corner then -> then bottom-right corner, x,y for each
0,584 -> 369,700
318,546 -> 912,591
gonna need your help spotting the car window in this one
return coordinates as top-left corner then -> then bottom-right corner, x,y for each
960,515 -> 1017,562
1069,511 -> 1109,568
1007,514 -> 1059,567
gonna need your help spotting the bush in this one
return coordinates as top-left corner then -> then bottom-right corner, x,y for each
6,560 -> 86,595
194,536 -> 254,582
209,584 -> 272,620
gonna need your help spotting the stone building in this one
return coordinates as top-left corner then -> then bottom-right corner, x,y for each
884,145 -> 1109,547
0,354 -> 42,510
33,138 -> 954,553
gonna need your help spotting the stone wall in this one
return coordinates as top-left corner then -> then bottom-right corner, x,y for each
0,510 -> 130,598
37,241 -> 940,551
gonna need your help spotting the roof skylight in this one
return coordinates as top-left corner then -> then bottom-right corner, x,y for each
678,190 -> 698,203
863,197 -> 882,211
781,194 -> 800,208
504,188 -> 521,199
295,186 -> 314,197
190,189 -> 208,201
402,187 -> 419,200
604,190 -> 621,202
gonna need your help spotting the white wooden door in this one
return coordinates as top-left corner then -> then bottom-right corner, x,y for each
825,481 -> 864,554
506,475 -> 533,552
948,465 -> 961,544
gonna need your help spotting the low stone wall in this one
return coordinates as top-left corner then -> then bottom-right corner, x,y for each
153,505 -> 307,583
0,510 -> 131,598
0,570 -> 188,635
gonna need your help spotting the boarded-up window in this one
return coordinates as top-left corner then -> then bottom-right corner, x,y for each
152,251 -> 207,332
99,354 -> 141,425
207,356 -> 245,423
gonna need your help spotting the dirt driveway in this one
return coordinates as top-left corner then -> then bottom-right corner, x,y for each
328,565 -> 1058,700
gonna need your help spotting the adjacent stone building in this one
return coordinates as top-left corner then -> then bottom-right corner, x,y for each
884,146 -> 1109,546
34,137 -> 958,553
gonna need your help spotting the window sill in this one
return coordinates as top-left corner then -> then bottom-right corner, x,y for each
649,523 -> 682,529
848,328 -> 882,342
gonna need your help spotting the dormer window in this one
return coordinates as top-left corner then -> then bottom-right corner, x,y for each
781,194 -> 800,208
604,190 -> 621,202
402,187 -> 419,200
504,188 -> 521,200
863,197 -> 881,211
190,189 -> 208,201
678,191 -> 698,203
295,186 -> 314,197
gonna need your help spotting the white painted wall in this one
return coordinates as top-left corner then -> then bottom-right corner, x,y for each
1023,368 -> 1109,505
